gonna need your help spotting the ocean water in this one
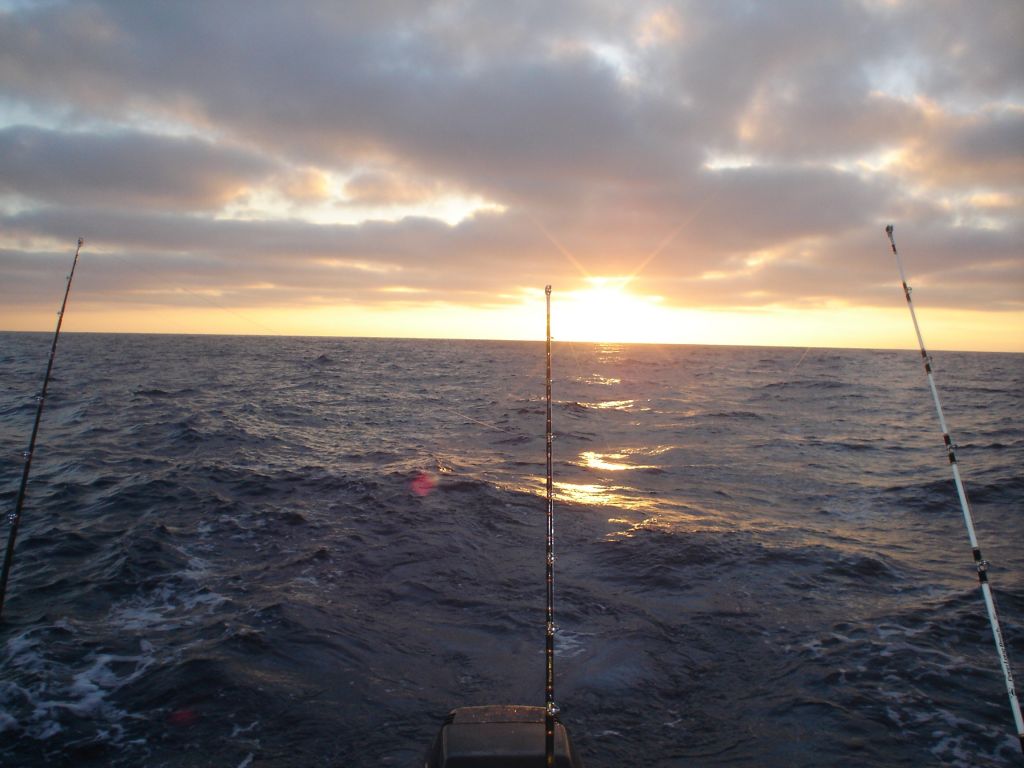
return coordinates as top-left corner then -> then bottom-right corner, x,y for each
0,332 -> 1021,767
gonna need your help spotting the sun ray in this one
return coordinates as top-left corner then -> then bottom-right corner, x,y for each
528,213 -> 592,278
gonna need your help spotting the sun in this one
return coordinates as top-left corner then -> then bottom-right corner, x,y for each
555,277 -> 678,344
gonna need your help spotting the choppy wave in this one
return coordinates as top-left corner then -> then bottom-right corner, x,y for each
0,334 -> 1021,767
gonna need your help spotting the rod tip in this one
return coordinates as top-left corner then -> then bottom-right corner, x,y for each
885,224 -> 893,236
77,237 -> 84,247
545,285 -> 552,295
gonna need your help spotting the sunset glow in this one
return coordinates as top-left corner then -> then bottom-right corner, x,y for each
555,278 -> 675,344
1,2 -> 1021,351
7,292 -> 1016,353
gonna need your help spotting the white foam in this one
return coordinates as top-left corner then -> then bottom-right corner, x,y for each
230,720 -> 259,737
3,616 -> 160,747
0,709 -> 19,734
554,628 -> 592,658
4,630 -> 43,670
106,579 -> 227,633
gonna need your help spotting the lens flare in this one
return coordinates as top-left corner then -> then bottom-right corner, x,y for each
411,471 -> 437,497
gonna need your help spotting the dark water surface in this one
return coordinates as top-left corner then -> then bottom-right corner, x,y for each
0,333 -> 1021,767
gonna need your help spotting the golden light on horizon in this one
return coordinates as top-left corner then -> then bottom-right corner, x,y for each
3,283 -> 1021,352
555,277 -> 681,344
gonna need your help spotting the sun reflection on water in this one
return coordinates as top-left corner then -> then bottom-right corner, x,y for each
498,473 -> 724,540
551,479 -> 682,522
578,451 -> 655,471
500,477 -> 664,516
554,480 -> 637,508
578,399 -> 634,410
575,373 -> 622,386
594,342 -> 626,362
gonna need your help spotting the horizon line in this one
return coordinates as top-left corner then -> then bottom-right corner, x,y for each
1,327 -> 1017,356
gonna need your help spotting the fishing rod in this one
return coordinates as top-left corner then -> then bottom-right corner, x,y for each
886,225 -> 1024,754
423,285 -> 582,766
0,238 -> 84,620
544,284 -> 556,767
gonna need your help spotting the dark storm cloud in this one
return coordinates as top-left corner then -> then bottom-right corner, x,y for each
0,0 -> 1021,322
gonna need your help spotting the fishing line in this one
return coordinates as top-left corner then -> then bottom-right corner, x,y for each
438,406 -> 519,435
886,224 -> 1024,754
0,238 -> 84,620
789,346 -> 812,374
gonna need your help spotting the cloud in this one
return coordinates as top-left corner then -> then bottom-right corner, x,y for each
898,107 -> 1024,189
279,167 -> 333,204
343,172 -> 443,206
0,0 -> 1021,333
0,125 -> 276,210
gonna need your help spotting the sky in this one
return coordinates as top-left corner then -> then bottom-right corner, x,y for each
0,0 -> 1021,350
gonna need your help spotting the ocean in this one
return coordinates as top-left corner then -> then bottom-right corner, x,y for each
0,332 -> 1021,767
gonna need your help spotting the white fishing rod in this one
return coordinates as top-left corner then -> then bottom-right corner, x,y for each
886,225 -> 1024,754
0,238 -> 84,620
544,284 -> 556,767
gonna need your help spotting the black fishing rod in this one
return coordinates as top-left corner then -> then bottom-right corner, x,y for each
886,225 -> 1024,754
423,285 -> 581,767
544,284 -> 556,767
0,238 -> 84,620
